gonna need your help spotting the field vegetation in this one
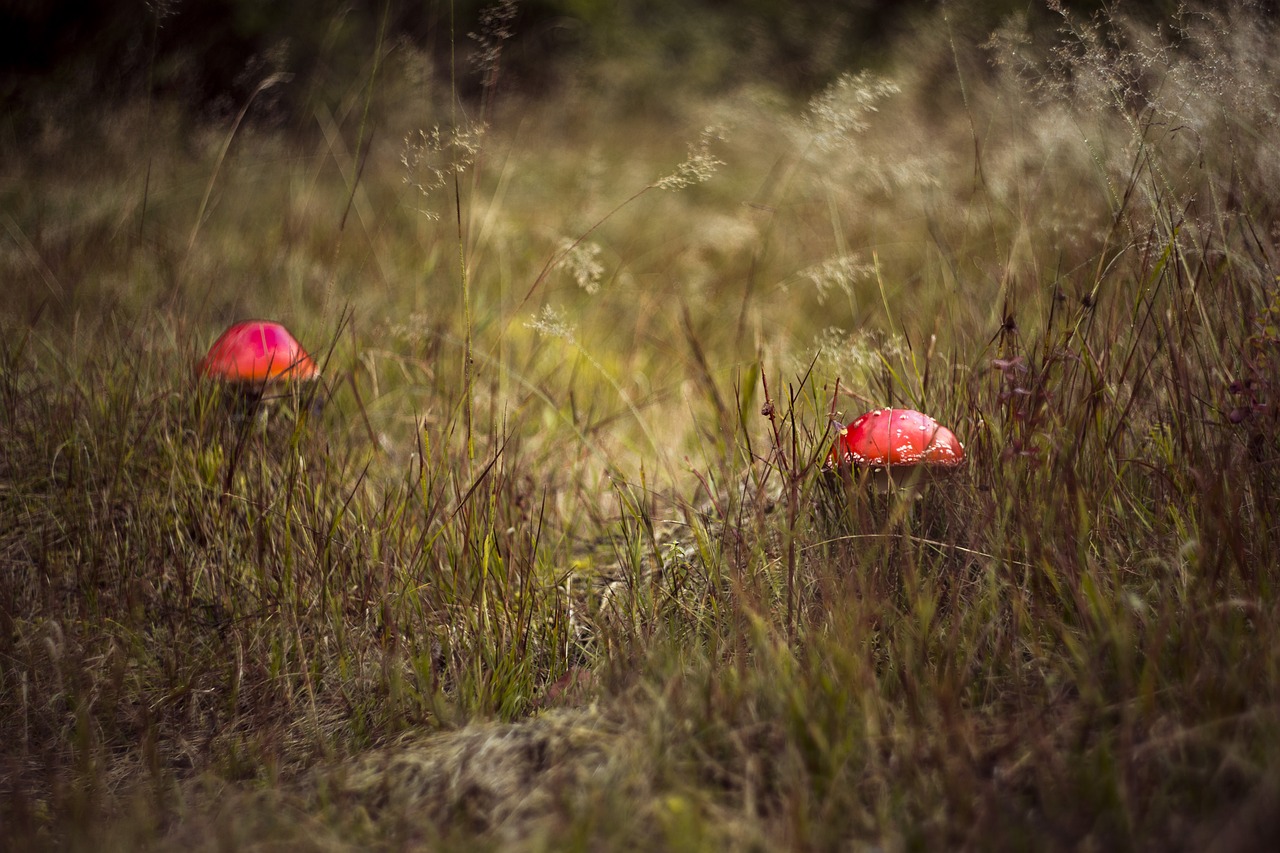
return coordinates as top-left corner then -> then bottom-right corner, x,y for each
4,1 -> 1280,848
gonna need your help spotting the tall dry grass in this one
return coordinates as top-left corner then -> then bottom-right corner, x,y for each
3,2 -> 1280,848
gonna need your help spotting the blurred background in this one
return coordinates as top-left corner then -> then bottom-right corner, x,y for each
1,0 -> 1184,131
4,0 -> 1275,468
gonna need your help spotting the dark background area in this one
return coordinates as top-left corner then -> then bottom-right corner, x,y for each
0,0 -> 1192,135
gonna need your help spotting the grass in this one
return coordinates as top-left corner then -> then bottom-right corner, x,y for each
4,2 -> 1280,849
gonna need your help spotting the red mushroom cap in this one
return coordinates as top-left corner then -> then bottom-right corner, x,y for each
197,320 -> 319,385
830,408 -> 965,472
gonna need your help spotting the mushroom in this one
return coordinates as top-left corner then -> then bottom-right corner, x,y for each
196,320 -> 321,414
828,407 -> 965,492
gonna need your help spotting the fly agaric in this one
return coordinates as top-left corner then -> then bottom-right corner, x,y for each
828,407 -> 965,491
197,320 -> 320,409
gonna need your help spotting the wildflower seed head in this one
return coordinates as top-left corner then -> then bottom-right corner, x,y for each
794,254 -> 873,304
654,126 -> 725,191
401,123 -> 487,219
469,0 -> 518,80
557,239 -> 606,294
526,304 -> 576,343
146,0 -> 180,22
810,327 -> 907,384
804,71 -> 900,153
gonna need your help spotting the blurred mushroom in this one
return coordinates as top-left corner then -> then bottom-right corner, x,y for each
828,407 -> 965,492
197,320 -> 321,417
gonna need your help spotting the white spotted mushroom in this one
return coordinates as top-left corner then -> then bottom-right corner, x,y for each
828,407 -> 965,492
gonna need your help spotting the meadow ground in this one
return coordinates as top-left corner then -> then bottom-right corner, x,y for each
4,3 -> 1280,849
